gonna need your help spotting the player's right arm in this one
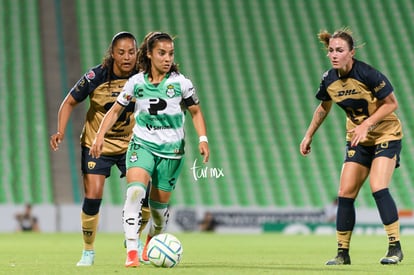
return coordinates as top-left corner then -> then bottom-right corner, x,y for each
50,94 -> 79,151
300,100 -> 332,156
89,102 -> 126,158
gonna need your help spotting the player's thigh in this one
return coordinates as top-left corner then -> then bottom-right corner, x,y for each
369,140 -> 401,192
83,174 -> 107,198
81,146 -> 115,197
339,162 -> 369,198
126,145 -> 154,186
369,157 -> 397,192
126,167 -> 151,187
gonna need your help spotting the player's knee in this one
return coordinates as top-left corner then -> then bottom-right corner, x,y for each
82,198 -> 102,216
126,183 -> 147,203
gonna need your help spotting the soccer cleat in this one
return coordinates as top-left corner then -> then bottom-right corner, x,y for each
325,252 -> 351,265
380,243 -> 403,264
76,250 -> 95,266
123,238 -> 150,264
141,235 -> 153,263
138,238 -> 150,264
125,250 -> 139,267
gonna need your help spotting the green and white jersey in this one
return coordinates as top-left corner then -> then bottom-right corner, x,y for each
117,72 -> 199,159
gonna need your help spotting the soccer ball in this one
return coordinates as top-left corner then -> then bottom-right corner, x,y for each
147,233 -> 183,268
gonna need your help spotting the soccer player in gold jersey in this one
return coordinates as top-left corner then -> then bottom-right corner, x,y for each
50,32 -> 150,266
300,28 -> 403,265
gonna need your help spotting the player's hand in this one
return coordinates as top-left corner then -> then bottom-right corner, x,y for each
89,136 -> 104,159
50,132 -> 64,151
347,123 -> 370,147
199,141 -> 209,163
300,136 -> 312,156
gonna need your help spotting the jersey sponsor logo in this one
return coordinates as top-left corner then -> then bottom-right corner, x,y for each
105,133 -> 130,139
373,80 -> 386,93
335,89 -> 359,97
86,70 -> 95,80
148,98 -> 167,115
88,161 -> 96,169
166,84 -> 176,98
146,124 -> 172,131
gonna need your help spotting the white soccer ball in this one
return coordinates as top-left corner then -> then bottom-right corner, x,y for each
147,233 -> 183,268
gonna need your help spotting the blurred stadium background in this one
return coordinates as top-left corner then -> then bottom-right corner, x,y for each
1,0 -> 413,231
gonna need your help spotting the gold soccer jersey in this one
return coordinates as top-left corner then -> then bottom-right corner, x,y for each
70,65 -> 137,155
316,59 -> 403,146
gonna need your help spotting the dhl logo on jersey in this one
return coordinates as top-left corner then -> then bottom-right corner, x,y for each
334,89 -> 360,97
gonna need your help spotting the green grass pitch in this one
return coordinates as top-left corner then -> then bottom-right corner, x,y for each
0,232 -> 412,274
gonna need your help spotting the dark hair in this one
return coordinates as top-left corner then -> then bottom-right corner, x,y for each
318,27 -> 357,50
137,32 -> 179,77
100,31 -> 138,85
102,31 -> 137,69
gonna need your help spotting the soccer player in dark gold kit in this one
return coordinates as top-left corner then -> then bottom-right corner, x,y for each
300,28 -> 403,265
50,32 -> 150,266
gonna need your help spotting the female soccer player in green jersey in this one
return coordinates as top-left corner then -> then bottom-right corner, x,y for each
90,32 -> 210,267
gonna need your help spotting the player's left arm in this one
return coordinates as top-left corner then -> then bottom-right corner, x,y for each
187,104 -> 209,163
348,92 -> 398,147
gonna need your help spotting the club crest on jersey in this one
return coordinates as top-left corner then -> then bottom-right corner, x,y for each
166,84 -> 176,98
88,161 -> 96,169
347,150 -> 355,158
129,152 -> 138,162
86,70 -> 95,80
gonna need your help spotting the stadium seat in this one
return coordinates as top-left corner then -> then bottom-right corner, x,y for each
1,0 -> 53,204
68,0 -> 414,210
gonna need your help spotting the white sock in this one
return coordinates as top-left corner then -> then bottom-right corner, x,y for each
149,205 -> 169,236
123,182 -> 146,251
